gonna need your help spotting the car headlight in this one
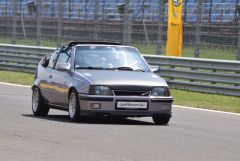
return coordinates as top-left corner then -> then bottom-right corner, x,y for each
151,87 -> 170,96
89,85 -> 113,95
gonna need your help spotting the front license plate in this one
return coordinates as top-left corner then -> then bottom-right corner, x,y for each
116,101 -> 148,110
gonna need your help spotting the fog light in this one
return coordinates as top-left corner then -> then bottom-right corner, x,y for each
162,105 -> 171,110
90,103 -> 101,109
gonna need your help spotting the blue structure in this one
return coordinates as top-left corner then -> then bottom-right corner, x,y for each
0,0 -> 238,23
184,0 -> 239,22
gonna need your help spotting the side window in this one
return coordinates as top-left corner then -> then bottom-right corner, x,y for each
56,52 -> 70,68
55,52 -> 70,67
48,51 -> 59,68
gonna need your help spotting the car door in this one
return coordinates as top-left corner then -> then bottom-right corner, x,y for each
50,50 -> 72,107
39,51 -> 60,104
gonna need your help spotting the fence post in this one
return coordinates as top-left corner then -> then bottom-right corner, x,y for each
5,0 -> 8,16
128,14 -> 132,45
237,19 -> 240,61
93,0 -> 99,40
20,3 -> 26,40
237,5 -> 240,61
36,0 -> 42,46
11,0 -> 18,44
156,0 -> 166,55
183,0 -> 188,22
194,0 -> 203,58
123,0 -> 130,45
57,0 -> 63,47
208,0 -> 213,23
5,0 -> 8,40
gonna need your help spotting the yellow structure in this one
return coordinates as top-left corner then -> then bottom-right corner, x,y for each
166,0 -> 183,57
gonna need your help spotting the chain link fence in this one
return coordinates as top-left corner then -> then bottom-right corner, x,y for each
0,0 -> 239,60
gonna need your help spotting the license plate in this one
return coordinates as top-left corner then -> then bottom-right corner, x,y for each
116,101 -> 148,109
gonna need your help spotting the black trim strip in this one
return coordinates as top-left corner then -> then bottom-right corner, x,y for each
80,110 -> 172,117
79,96 -> 113,102
110,85 -> 153,91
151,99 -> 173,103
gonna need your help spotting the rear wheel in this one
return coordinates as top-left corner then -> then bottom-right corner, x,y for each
68,90 -> 81,122
152,115 -> 170,125
32,87 -> 49,116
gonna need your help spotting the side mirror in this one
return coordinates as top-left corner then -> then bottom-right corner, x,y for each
56,63 -> 71,72
150,65 -> 160,73
41,56 -> 49,68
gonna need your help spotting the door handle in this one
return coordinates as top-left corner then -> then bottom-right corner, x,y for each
49,75 -> 52,79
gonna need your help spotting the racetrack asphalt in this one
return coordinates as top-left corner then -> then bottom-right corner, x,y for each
0,83 -> 239,161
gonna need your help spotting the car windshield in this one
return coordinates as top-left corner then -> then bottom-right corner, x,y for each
75,46 -> 150,72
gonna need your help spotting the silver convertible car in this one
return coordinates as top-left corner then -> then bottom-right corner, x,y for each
32,42 -> 173,125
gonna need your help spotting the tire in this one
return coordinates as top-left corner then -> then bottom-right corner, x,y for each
68,90 -> 81,122
32,87 -> 49,116
112,116 -> 128,119
152,115 -> 170,125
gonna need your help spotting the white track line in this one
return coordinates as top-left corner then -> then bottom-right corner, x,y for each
173,105 -> 240,116
0,82 -> 30,88
0,82 -> 239,116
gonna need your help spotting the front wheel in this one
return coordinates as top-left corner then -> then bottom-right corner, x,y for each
32,87 -> 49,116
68,90 -> 81,122
152,115 -> 170,125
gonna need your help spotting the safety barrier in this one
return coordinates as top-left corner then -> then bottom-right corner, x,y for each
0,44 -> 239,96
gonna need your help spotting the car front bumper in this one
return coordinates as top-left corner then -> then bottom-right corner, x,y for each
79,94 -> 173,117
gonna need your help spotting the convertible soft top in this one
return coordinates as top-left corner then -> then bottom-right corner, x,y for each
61,41 -> 122,51
67,41 -> 122,47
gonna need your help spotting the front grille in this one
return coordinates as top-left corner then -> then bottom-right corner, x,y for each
113,90 -> 150,96
110,85 -> 152,91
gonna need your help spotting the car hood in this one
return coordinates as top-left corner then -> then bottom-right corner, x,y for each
76,70 -> 168,87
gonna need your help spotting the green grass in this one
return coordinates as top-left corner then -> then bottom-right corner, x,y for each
133,43 -> 236,60
0,70 -> 239,113
171,89 -> 240,113
0,38 -> 237,60
0,70 -> 34,86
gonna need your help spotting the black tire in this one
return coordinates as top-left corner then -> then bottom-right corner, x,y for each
112,116 -> 128,119
32,87 -> 49,116
68,90 -> 81,122
152,115 -> 171,125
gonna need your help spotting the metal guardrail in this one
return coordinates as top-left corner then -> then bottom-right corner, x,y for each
0,44 -> 239,96
144,55 -> 240,96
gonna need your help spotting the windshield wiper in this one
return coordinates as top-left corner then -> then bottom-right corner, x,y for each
114,67 -> 134,71
76,66 -> 145,72
114,67 -> 145,72
75,66 -> 105,70
133,69 -> 145,72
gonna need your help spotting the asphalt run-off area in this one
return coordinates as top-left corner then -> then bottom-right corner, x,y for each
0,83 -> 239,161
